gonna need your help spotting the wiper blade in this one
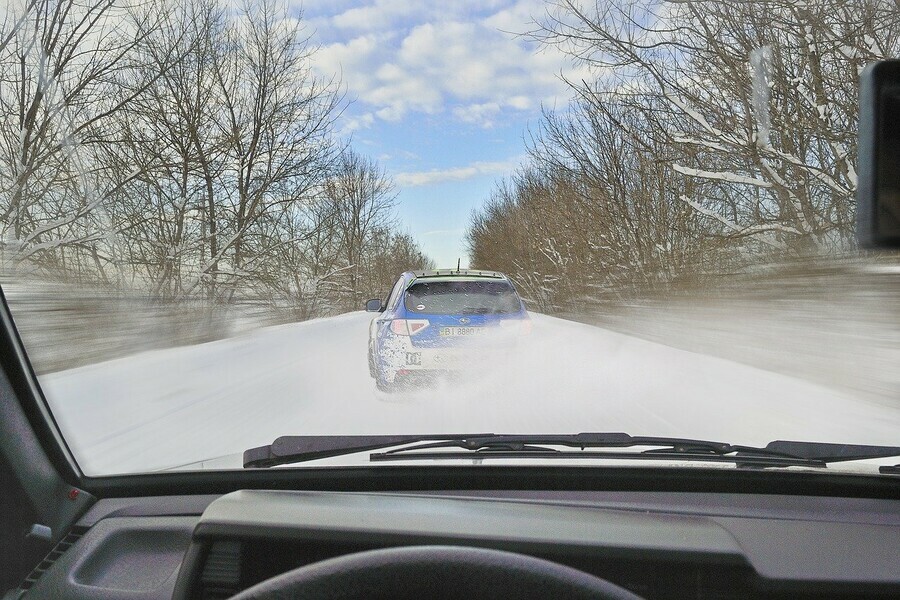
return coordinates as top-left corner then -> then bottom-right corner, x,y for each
763,440 -> 900,463
372,437 -> 900,468
243,433 -> 892,469
244,432 -> 733,468
368,434 -> 827,468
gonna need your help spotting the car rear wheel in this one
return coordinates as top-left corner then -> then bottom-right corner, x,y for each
376,364 -> 402,394
375,370 -> 397,393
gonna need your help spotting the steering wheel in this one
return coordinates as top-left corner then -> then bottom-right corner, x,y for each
230,545 -> 645,599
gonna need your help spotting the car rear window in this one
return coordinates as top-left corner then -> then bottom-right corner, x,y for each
404,280 -> 522,315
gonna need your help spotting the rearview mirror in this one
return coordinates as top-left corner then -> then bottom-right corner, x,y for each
858,60 -> 900,248
365,299 -> 383,312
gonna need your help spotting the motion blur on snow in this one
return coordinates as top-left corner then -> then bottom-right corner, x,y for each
2,263 -> 894,474
36,307 -> 900,475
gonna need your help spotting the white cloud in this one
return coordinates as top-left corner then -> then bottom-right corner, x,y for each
482,0 -> 548,33
329,0 -> 435,32
339,112 -> 376,134
508,95 -> 531,110
394,158 -> 521,187
422,228 -> 466,237
309,1 -> 585,128
452,102 -> 502,128
317,0 -> 509,34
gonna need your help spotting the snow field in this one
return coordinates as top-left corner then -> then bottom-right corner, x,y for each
43,312 -> 900,474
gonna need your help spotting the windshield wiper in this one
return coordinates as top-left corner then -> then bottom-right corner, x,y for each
244,434 -> 492,468
243,433 -> 900,469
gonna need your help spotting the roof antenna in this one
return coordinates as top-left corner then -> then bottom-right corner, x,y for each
456,258 -> 461,273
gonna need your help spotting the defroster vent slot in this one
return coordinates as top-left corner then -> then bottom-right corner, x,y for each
18,526 -> 89,594
200,540 -> 242,600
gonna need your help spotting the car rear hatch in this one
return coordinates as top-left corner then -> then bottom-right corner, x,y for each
406,313 -> 524,348
400,278 -> 528,349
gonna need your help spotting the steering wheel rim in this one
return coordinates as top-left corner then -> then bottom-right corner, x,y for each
230,545 -> 645,600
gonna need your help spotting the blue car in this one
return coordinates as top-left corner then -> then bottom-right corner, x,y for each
366,270 -> 531,392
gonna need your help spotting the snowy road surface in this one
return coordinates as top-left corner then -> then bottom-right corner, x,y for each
43,311 -> 900,474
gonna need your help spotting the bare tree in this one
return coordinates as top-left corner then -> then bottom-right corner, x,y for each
0,0 -> 432,326
0,0 -> 40,55
110,0 -> 228,299
324,149 -> 397,309
0,0 -> 177,271
468,95 -> 709,312
205,0 -> 340,304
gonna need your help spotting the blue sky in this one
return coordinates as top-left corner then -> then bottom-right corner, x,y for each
295,0 -> 588,268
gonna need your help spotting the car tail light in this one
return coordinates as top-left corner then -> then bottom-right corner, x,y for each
391,319 -> 429,335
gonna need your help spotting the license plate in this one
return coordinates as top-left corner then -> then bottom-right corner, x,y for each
439,326 -> 486,337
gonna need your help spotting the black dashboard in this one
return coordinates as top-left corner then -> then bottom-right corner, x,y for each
15,489 -> 900,599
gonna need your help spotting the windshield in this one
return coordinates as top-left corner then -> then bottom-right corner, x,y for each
405,280 -> 522,314
0,0 -> 898,475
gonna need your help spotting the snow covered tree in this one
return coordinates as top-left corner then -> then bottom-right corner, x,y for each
535,0 -> 900,255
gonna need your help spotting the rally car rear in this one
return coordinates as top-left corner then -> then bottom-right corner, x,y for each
371,272 -> 531,391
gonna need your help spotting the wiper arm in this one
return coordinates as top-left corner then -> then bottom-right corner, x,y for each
244,434 -> 494,468
244,432 -> 878,469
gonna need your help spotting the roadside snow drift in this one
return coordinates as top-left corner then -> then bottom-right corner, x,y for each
43,312 -> 900,474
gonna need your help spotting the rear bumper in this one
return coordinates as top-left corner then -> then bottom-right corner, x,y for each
390,369 -> 453,386
403,347 -> 477,370
376,335 -> 513,383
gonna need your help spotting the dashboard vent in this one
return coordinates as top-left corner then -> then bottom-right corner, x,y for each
18,526 -> 88,594
200,540 -> 242,600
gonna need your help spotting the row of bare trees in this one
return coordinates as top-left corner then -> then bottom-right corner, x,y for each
468,0 -> 899,313
0,0 -> 430,317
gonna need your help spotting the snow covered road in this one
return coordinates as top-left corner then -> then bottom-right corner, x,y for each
43,311 -> 900,474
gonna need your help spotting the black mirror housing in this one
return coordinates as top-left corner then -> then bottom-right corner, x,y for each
858,60 -> 900,248
365,299 -> 383,312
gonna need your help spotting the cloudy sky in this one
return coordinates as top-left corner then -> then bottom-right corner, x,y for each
296,0 -> 586,268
